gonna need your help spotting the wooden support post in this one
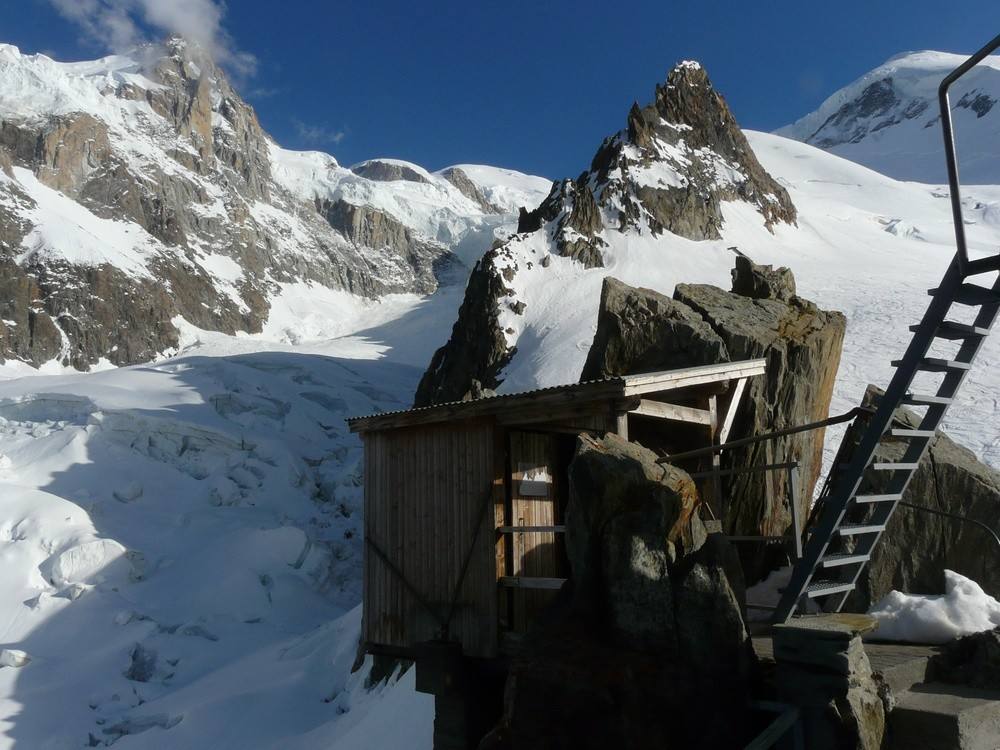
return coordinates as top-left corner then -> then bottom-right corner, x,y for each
718,376 -> 748,445
788,464 -> 803,560
709,394 -> 723,517
615,410 -> 629,440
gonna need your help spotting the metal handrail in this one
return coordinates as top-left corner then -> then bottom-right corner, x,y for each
691,461 -> 804,560
656,407 -> 872,464
938,32 -> 1000,274
899,500 -> 1000,554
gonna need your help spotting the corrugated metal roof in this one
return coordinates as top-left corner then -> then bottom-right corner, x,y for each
344,358 -> 767,432
344,375 -> 626,426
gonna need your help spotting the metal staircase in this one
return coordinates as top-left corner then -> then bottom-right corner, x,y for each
772,32 -> 1000,623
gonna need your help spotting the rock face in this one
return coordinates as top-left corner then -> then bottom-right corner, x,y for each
931,627 -> 1000,690
490,433 -> 753,749
416,61 -> 797,406
580,276 -> 728,379
439,167 -> 503,214
772,614 -> 886,750
840,387 -> 1000,611
351,159 -> 429,183
520,61 -> 797,249
581,260 -> 845,581
413,246 -> 514,407
0,37 -> 545,369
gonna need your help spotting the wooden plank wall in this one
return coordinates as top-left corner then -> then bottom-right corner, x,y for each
363,420 -> 498,658
509,430 -> 563,631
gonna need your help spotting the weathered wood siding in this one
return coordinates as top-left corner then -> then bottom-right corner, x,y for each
363,420 -> 498,658
508,431 -> 563,630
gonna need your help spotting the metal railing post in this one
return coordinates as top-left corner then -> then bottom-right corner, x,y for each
787,464 -> 802,561
938,32 -> 1000,274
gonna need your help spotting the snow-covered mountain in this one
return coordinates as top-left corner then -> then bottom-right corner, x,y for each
0,38 -> 550,369
2,44 -> 1000,750
777,50 -> 1000,184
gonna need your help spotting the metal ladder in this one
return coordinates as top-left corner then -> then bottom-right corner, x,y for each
773,32 -> 1000,623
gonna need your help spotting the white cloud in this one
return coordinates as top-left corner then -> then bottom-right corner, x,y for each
292,118 -> 347,146
49,0 -> 256,76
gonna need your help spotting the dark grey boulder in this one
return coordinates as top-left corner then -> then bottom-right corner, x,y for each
931,627 -> 1000,690
489,433 -> 754,750
731,254 -> 796,301
580,276 -> 728,381
841,386 -> 1000,611
579,262 -> 845,583
413,247 -> 514,407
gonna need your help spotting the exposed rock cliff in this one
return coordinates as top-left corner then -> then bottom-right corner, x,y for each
485,433 -> 753,749
840,386 -> 1000,611
0,38 -> 547,369
416,61 -> 797,406
581,259 -> 845,582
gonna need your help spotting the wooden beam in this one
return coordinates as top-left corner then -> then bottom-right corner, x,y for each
622,358 -> 766,397
630,399 -> 713,425
497,525 -> 567,534
717,376 -> 749,445
615,411 -> 629,440
499,576 -> 567,590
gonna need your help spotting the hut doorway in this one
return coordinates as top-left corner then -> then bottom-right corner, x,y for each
500,430 -> 574,635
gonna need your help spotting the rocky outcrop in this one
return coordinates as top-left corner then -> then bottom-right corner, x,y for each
351,159 -> 429,184
840,387 -> 1000,611
0,36 -> 474,368
439,167 -> 502,214
672,271 -> 845,569
931,627 -> 1000,690
773,614 -> 886,750
591,62 -> 796,240
413,246 -> 513,407
416,61 -> 798,405
580,276 -> 727,378
489,433 -> 753,749
521,62 -> 797,253
580,261 -> 845,582
0,146 -> 12,178
319,199 -> 458,294
730,254 -> 796,301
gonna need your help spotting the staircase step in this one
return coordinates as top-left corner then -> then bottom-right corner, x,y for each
872,462 -> 921,471
911,321 -> 992,339
928,283 -> 1000,306
893,358 -> 973,373
854,493 -> 904,504
803,580 -> 855,598
820,553 -> 870,568
889,428 -> 937,438
888,682 -> 1000,750
903,393 -> 955,406
964,254 -> 1000,276
837,523 -> 887,536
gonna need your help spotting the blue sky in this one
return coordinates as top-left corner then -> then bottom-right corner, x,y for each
3,0 -> 998,178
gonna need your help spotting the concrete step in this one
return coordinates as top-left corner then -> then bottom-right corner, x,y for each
889,682 -> 1000,750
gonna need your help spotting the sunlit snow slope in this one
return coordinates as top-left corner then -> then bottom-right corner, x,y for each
2,51 -> 1000,749
777,50 -> 1000,184
486,132 -> 1000,472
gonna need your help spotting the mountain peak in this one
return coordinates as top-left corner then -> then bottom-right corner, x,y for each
519,60 -> 796,267
777,49 -> 1000,183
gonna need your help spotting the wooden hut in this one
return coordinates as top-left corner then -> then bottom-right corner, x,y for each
347,359 -> 765,663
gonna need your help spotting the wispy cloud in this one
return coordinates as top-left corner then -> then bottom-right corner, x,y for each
48,0 -> 256,76
247,86 -> 281,100
292,118 -> 347,146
